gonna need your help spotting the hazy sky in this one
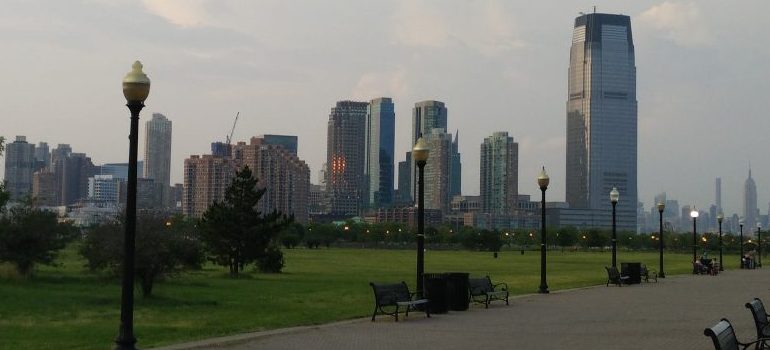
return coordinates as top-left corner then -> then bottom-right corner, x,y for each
1,0 -> 769,218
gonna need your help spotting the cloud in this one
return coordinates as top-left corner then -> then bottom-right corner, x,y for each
351,68 -> 409,101
390,0 -> 526,55
638,1 -> 711,47
142,0 -> 211,27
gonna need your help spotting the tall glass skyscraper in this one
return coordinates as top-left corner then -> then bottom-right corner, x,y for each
566,13 -> 637,230
743,168 -> 757,230
410,100 -> 449,202
326,101 -> 368,216
365,97 -> 395,208
144,113 -> 172,207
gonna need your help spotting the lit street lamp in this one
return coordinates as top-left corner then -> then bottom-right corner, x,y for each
412,137 -> 429,297
717,213 -> 724,271
657,200 -> 666,278
610,187 -> 619,268
691,208 -> 699,268
537,167 -> 549,294
116,61 -> 150,350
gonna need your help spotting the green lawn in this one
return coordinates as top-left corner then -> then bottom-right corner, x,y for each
0,246 -> 739,349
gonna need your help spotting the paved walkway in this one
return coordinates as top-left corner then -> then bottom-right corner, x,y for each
155,268 -> 770,350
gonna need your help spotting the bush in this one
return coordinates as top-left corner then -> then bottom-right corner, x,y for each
256,245 -> 284,273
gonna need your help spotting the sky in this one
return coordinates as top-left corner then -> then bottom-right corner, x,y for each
1,0 -> 769,218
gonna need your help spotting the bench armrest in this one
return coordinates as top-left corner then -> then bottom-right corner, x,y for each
493,282 -> 508,291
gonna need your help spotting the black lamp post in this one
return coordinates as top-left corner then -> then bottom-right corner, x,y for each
412,137 -> 429,297
657,201 -> 666,278
740,221 -> 745,269
717,213 -> 724,271
691,208 -> 699,268
537,167 -> 549,294
610,187 -> 619,268
116,61 -> 150,350
757,223 -> 762,268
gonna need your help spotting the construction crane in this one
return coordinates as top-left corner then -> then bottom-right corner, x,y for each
226,112 -> 239,146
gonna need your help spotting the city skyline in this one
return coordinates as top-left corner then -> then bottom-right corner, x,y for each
1,1 -> 770,215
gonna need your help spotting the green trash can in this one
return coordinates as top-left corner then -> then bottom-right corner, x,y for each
445,272 -> 470,311
423,273 -> 449,314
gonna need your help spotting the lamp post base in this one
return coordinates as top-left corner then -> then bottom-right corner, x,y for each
538,285 -> 549,294
659,272 -> 665,278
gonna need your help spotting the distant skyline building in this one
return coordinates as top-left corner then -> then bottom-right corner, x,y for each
143,113 -> 172,207
32,169 -> 57,206
3,136 -> 36,200
480,131 -> 518,215
260,134 -> 299,155
61,152 -> 95,205
88,174 -> 121,204
423,129 -> 455,214
450,130 -> 461,198
326,100 -> 368,216
183,154 -> 236,218
716,177 -> 722,215
565,13 -> 637,230
34,141 -> 49,170
365,97 -> 395,209
233,136 -> 310,222
410,100 -> 448,202
743,168 -> 758,229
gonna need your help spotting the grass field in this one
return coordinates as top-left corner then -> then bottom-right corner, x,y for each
0,246 -> 739,349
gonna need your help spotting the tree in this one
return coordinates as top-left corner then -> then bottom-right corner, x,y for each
198,167 -> 291,277
80,213 -> 204,297
0,203 -> 76,276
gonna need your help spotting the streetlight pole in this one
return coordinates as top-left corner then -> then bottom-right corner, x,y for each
717,213 -> 724,271
740,222 -> 745,269
412,137 -> 429,297
691,208 -> 699,269
610,187 -> 619,268
116,61 -> 150,350
537,167 -> 549,294
657,201 -> 666,278
757,224 -> 762,268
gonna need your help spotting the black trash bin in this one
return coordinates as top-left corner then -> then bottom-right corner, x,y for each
621,262 -> 641,284
445,272 -> 470,311
423,273 -> 449,314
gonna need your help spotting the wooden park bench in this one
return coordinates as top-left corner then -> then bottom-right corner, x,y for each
468,276 -> 509,308
605,266 -> 630,286
704,318 -> 770,349
745,298 -> 770,345
369,282 -> 430,322
641,264 -> 657,283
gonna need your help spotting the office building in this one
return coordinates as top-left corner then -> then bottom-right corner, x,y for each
61,153 -> 96,206
34,142 -> 49,171
32,170 -> 58,206
565,13 -> 637,231
326,101 -> 368,216
144,113 -> 172,207
3,136 -> 36,200
88,175 -> 121,204
365,97 -> 395,209
480,132 -> 518,215
422,129 -> 454,214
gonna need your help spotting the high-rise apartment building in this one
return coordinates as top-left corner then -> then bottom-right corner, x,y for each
480,132 -> 518,215
450,130 -> 461,198
233,136 -> 310,222
88,174 -> 121,204
326,101 -> 368,216
396,157 -> 411,205
365,97 -> 395,209
744,168 -> 758,230
144,113 -> 172,207
422,129 -> 454,214
183,154 -> 236,218
566,13 -> 637,231
410,101 -> 448,202
32,170 -> 57,206
4,136 -> 36,200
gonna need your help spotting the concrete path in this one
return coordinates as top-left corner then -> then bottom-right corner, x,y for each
154,268 -> 770,350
